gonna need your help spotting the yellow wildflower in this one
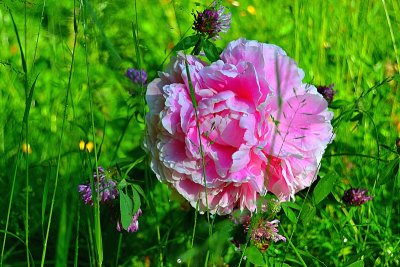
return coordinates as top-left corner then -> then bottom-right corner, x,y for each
85,141 -> 94,153
79,140 -> 85,151
22,143 -> 32,154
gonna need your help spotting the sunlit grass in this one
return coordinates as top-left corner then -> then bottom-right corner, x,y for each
0,0 -> 399,266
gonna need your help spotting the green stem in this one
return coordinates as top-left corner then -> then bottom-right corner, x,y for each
40,2 -> 78,264
115,234 -> 122,267
74,205 -> 80,267
157,226 -> 163,267
281,227 -> 307,267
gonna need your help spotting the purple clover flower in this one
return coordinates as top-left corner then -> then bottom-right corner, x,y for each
231,213 -> 285,252
192,2 -> 231,39
116,209 -> 142,233
78,166 -> 119,205
126,68 -> 147,85
251,219 -> 286,243
317,83 -> 336,104
342,188 -> 373,206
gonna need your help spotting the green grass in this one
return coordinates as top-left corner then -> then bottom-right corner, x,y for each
1,0 -> 399,266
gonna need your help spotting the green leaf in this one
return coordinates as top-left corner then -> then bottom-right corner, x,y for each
313,175 -> 338,205
173,35 -> 200,52
281,203 -> 298,223
119,189 -> 133,229
245,246 -> 265,266
329,100 -> 352,109
118,178 -> 128,190
350,112 -> 363,122
130,185 -> 141,215
201,38 -> 220,62
281,201 -> 301,210
299,204 -> 316,224
346,260 -> 364,267
131,184 -> 146,199
9,10 -> 27,74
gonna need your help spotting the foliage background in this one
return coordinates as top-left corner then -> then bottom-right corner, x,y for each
0,0 -> 399,266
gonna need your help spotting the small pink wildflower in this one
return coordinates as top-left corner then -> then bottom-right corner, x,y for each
342,188 -> 372,206
316,84 -> 335,104
193,2 -> 231,39
78,166 -> 119,205
116,209 -> 142,233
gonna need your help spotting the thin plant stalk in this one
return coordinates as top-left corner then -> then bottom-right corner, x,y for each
23,1 -> 30,265
132,1 -> 164,265
1,10 -> 36,267
40,2 -> 79,265
280,227 -> 307,267
81,0 -> 103,263
74,204 -> 80,267
115,234 -> 123,267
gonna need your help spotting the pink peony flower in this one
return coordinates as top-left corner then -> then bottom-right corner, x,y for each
145,38 -> 334,215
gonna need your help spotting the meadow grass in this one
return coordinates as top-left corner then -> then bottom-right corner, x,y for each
0,0 -> 399,266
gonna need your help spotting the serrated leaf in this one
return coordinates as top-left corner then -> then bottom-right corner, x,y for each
202,38 -> 220,62
378,158 -> 399,185
313,175 -> 337,205
173,35 -> 200,52
119,189 -> 133,229
346,260 -> 364,267
281,204 -> 298,223
245,246 -> 265,266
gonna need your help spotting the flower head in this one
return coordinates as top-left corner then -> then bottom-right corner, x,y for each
250,219 -> 286,252
126,68 -> 147,85
145,38 -> 334,215
316,83 -> 336,104
22,143 -> 32,154
78,166 -> 119,205
85,141 -> 94,153
192,2 -> 231,39
116,209 -> 142,233
79,140 -> 85,151
342,188 -> 373,206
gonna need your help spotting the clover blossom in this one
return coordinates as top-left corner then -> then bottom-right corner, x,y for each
116,209 -> 142,233
192,2 -> 231,39
342,188 -> 373,206
250,219 -> 286,252
126,68 -> 147,85
231,213 -> 285,252
78,166 -> 119,205
317,83 -> 336,104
